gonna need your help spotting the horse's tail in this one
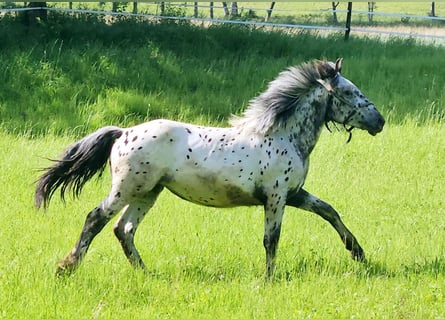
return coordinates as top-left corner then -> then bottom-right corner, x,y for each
34,126 -> 123,210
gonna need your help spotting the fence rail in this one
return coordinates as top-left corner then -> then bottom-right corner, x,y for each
1,2 -> 445,43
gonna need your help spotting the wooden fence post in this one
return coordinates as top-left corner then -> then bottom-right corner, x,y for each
344,2 -> 352,40
430,2 -> 436,17
194,2 -> 198,18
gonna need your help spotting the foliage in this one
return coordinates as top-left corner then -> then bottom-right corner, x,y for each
161,2 -> 187,17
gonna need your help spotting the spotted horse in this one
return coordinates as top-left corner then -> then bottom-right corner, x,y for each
35,58 -> 385,277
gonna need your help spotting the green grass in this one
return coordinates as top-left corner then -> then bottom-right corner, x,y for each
1,122 -> 444,319
0,13 -> 445,319
0,13 -> 444,135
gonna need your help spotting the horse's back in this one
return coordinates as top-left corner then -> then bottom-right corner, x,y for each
107,120 -> 255,206
108,119 -> 306,208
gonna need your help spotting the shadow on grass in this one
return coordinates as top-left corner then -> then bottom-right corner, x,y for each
273,256 -> 445,282
2,12 -> 444,135
401,256 -> 445,277
51,254 -> 445,283
272,257 -> 395,282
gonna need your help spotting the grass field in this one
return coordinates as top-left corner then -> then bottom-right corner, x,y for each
1,122 -> 444,319
1,14 -> 444,135
0,12 -> 445,319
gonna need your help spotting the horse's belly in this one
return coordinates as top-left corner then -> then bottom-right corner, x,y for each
162,177 -> 262,208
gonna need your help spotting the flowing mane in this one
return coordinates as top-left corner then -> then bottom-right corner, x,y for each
230,59 -> 337,134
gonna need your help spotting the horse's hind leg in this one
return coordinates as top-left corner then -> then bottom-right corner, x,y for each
57,195 -> 125,275
286,188 -> 365,262
113,187 -> 163,270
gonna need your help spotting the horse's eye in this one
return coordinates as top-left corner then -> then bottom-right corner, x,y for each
344,90 -> 352,96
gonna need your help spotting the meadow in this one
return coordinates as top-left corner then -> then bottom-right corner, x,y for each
0,12 -> 445,319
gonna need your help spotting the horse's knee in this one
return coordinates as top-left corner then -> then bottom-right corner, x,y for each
113,223 -> 122,241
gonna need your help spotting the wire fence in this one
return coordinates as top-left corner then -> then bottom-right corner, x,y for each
1,2 -> 445,44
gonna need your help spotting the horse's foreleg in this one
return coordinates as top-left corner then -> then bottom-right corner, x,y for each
286,188 -> 365,262
57,197 -> 123,275
113,189 -> 162,270
263,197 -> 286,278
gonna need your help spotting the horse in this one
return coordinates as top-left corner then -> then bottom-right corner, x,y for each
35,58 -> 385,277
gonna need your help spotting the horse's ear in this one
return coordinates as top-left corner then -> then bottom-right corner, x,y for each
335,58 -> 343,73
316,59 -> 336,92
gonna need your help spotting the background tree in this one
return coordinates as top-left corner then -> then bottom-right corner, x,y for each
331,2 -> 339,24
231,2 -> 238,17
368,2 -> 376,23
222,2 -> 229,16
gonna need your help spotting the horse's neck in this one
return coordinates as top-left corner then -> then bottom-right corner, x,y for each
283,88 -> 328,157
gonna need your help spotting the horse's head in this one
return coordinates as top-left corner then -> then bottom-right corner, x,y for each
317,58 -> 385,137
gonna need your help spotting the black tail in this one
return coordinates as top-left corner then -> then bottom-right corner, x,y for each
35,126 -> 123,209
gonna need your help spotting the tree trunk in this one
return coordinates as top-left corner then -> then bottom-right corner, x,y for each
331,2 -> 339,24
231,2 -> 238,16
210,2 -> 214,19
265,2 -> 275,22
133,2 -> 138,14
222,2 -> 229,16
160,2 -> 165,15
368,2 -> 375,23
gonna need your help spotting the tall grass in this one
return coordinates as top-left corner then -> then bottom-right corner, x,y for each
0,13 -> 444,136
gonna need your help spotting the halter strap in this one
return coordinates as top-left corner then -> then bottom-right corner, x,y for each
324,93 -> 355,144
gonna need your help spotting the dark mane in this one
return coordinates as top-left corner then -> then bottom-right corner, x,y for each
230,59 -> 336,134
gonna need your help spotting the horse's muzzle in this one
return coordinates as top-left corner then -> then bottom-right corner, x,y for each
367,113 -> 385,136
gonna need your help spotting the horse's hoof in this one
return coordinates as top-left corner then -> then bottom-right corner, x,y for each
55,255 -> 78,276
351,247 -> 366,262
56,266 -> 69,277
55,263 -> 76,276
